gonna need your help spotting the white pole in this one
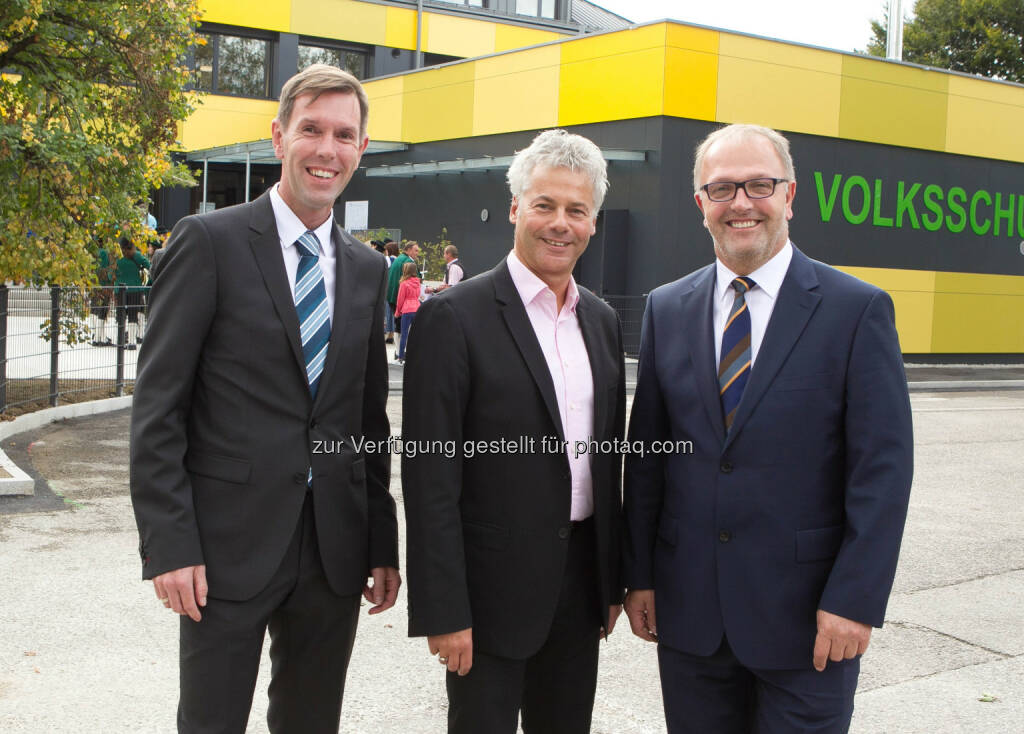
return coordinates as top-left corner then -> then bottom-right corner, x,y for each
202,157 -> 209,213
886,0 -> 904,61
245,151 -> 251,203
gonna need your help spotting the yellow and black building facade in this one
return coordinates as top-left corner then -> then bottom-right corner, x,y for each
173,4 -> 1024,358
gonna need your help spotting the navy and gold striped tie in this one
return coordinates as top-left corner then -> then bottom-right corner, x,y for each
294,230 -> 331,398
719,276 -> 756,432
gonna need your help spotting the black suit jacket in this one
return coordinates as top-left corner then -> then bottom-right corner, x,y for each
130,192 -> 397,601
624,246 -> 913,669
401,259 -> 625,659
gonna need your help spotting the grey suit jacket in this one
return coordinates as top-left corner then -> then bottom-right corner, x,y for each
130,191 -> 397,601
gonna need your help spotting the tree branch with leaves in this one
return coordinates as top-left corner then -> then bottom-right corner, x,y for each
1,0 -> 202,286
865,0 -> 1024,82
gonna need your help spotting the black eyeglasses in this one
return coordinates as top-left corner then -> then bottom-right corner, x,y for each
700,178 -> 788,202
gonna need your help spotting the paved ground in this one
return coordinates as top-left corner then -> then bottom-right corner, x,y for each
1,387 -> 1022,732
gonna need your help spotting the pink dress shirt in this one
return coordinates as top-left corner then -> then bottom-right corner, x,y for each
506,251 -> 595,521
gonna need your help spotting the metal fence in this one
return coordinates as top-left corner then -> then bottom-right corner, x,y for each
0,284 -> 147,416
603,294 -> 647,358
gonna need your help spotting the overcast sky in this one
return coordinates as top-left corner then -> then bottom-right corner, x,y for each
590,0 -> 894,54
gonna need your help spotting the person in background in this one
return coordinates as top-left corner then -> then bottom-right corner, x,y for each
426,245 -> 465,295
387,240 -> 419,326
393,260 -> 421,364
115,237 -> 150,349
90,238 -> 117,346
383,240 -> 399,344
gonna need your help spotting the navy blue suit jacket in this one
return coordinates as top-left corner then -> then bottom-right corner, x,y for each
623,245 -> 913,670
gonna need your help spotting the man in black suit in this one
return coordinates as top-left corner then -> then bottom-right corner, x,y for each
402,129 -> 626,734
130,64 -> 400,733
623,123 -> 913,732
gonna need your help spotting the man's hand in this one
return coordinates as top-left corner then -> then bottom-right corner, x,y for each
153,565 -> 207,622
428,628 -> 473,676
624,589 -> 658,642
601,604 -> 623,639
364,567 -> 401,614
813,609 -> 871,671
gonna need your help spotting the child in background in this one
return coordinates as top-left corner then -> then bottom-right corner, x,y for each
393,261 -> 421,364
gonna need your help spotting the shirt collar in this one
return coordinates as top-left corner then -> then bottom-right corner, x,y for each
506,249 -> 580,312
715,240 -> 793,302
269,183 -> 335,257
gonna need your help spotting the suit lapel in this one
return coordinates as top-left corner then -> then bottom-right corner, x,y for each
493,261 -> 565,442
576,293 -> 606,441
725,247 -> 821,449
313,222 -> 354,407
247,194 -> 307,381
682,267 -> 726,438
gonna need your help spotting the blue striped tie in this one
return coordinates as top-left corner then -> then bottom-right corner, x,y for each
294,230 -> 331,398
719,276 -> 756,433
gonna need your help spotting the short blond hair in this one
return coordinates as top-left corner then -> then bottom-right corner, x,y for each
277,63 -> 368,140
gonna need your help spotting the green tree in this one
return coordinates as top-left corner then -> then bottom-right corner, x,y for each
866,0 -> 1024,82
0,0 -> 201,287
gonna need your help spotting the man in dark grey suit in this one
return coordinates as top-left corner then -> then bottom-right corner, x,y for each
130,64 -> 400,733
402,129 -> 626,733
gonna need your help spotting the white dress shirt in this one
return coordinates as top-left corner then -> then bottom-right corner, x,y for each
713,240 -> 793,369
506,250 -> 595,521
269,183 -> 337,324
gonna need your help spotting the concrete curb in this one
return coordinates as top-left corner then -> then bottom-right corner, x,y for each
908,380 -> 1024,391
0,395 -> 133,496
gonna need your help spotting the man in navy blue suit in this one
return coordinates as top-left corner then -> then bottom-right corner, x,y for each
623,123 -> 913,733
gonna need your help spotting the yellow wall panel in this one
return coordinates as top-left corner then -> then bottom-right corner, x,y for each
558,28 -> 667,126
839,56 -> 948,151
561,24 -> 667,63
559,47 -> 665,125
472,47 -> 560,136
384,6 -> 417,50
494,24 -> 563,53
932,292 -> 1024,352
291,0 -> 388,47
663,25 -> 719,121
945,76 -> 1024,164
665,23 -> 719,56
837,267 -> 936,353
401,63 -> 476,143
716,35 -> 841,136
934,271 -> 1024,296
200,0 -> 291,32
423,14 -> 495,59
180,96 -> 280,151
364,76 -> 405,142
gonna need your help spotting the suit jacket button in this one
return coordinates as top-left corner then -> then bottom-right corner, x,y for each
719,530 -> 731,543
720,460 -> 733,473
293,472 -> 306,484
558,527 -> 570,539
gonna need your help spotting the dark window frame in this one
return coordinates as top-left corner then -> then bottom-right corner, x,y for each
191,25 -> 274,100
296,35 -> 371,79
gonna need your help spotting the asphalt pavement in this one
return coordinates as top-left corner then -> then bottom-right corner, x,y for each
0,379 -> 1022,732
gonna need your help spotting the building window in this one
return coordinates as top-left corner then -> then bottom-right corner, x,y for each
298,42 -> 369,79
434,0 -> 486,7
515,0 -> 556,19
193,32 -> 271,98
